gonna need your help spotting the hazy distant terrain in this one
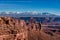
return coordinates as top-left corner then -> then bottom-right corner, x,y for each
0,12 -> 58,17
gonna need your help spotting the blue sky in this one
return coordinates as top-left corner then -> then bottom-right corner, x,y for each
0,0 -> 60,15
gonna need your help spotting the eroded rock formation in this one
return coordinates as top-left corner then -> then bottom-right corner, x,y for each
0,17 -> 60,40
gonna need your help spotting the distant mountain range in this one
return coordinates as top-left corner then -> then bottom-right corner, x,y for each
0,12 -> 59,17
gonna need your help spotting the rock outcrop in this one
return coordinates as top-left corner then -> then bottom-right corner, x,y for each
0,17 -> 60,40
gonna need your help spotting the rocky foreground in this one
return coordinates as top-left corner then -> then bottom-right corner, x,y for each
0,17 -> 60,40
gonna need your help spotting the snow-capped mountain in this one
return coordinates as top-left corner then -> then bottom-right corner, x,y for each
0,12 -> 58,17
